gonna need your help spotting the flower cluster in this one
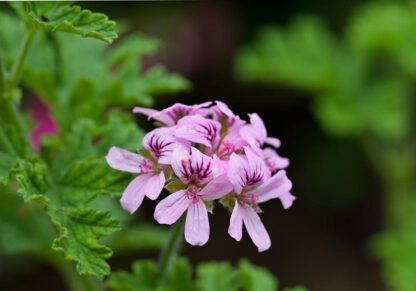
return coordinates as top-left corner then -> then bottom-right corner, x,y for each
106,101 -> 295,252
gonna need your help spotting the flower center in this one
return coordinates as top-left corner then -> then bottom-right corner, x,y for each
138,158 -> 154,173
185,185 -> 201,204
237,193 -> 260,211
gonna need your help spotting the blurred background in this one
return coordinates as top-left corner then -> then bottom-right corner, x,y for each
3,0 -> 416,290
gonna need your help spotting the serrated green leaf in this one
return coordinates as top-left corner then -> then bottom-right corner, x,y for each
51,207 -> 120,277
12,158 -> 50,204
9,156 -> 124,277
21,2 -> 118,43
238,259 -> 278,291
196,262 -> 239,291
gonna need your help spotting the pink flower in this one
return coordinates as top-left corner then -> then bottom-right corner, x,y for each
107,101 -> 295,252
28,97 -> 58,151
227,147 -> 294,251
154,147 -> 232,245
133,102 -> 212,126
240,113 -> 281,155
173,115 -> 221,149
143,127 -> 190,165
106,147 -> 165,214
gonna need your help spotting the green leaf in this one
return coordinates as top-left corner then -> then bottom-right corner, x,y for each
108,223 -> 169,254
196,262 -> 239,291
9,156 -> 124,277
12,158 -> 50,204
0,185 -> 54,255
107,260 -> 159,291
0,153 -> 17,185
20,2 -> 118,43
51,207 -> 120,277
108,257 -> 196,291
238,259 -> 278,291
235,15 -> 335,91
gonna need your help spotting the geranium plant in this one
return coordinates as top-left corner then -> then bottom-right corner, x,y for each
0,2 -> 304,291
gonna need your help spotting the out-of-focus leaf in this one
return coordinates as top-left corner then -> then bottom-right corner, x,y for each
235,15 -> 335,91
315,72 -> 411,140
238,259 -> 278,291
0,153 -> 17,185
107,257 -> 196,291
0,185 -> 54,255
283,287 -> 308,291
371,196 -> 416,291
196,262 -> 239,291
347,2 -> 416,76
108,223 -> 168,254
107,260 -> 159,291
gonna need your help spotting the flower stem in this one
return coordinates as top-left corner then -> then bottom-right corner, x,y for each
157,215 -> 186,282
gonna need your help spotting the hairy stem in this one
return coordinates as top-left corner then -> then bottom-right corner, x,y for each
158,215 -> 186,282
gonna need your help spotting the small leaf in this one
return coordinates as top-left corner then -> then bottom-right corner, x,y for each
23,2 -> 118,43
196,262 -> 239,291
238,259 -> 278,291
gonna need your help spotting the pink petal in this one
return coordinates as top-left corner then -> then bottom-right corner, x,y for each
174,115 -> 221,148
106,146 -> 143,173
143,127 -> 190,165
244,146 -> 269,181
263,148 -> 289,172
145,171 -> 166,200
132,106 -> 158,117
215,100 -> 235,118
171,147 -> 213,185
265,137 -> 281,148
154,190 -> 191,225
227,153 -> 246,194
255,170 -> 293,204
242,206 -> 271,252
120,173 -> 164,213
249,113 -> 267,141
199,174 -> 233,200
139,102 -> 213,126
185,199 -> 210,246
228,202 -> 243,241
279,192 -> 297,209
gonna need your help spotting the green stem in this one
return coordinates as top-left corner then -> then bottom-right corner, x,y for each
0,27 -> 37,156
158,215 -> 186,282
8,27 -> 36,90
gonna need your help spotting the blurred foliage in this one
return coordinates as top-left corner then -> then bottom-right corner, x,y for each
371,195 -> 416,291
235,1 -> 416,291
107,257 -> 305,291
0,1 -> 187,280
235,4 -> 416,142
